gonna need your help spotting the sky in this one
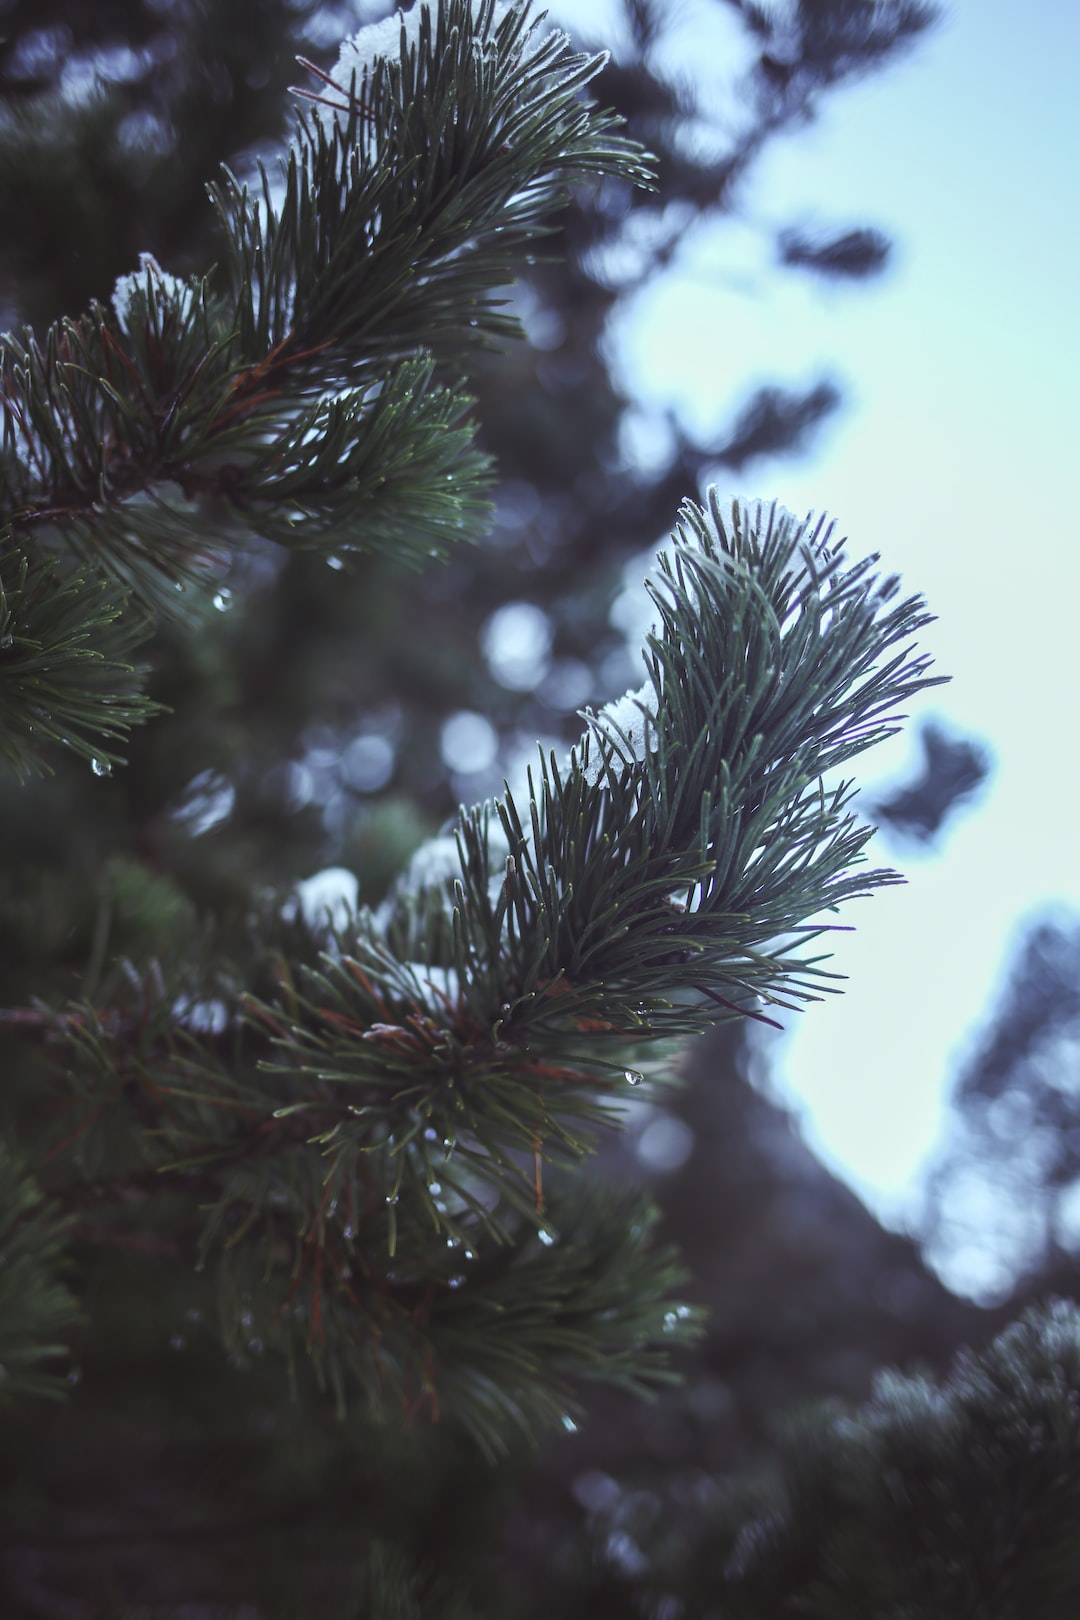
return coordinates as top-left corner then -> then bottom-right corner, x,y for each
541,0 -> 1080,1292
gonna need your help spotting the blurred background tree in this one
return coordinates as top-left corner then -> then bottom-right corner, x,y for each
920,912 -> 1080,1303
4,1 -> 1072,1615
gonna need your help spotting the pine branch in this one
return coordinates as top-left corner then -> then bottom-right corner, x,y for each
213,1176 -> 701,1461
0,0 -> 652,778
27,952 -> 700,1453
25,494 -> 941,1450
1,6 -> 645,579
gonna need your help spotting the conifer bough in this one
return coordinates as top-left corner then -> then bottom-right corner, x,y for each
4,2 -> 947,1455
0,0 -> 648,776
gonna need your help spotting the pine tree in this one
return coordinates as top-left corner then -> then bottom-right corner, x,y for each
922,913 -> 1080,1300
2,3 -> 1077,1615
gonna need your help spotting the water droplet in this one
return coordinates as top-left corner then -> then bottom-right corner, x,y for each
464,1248 -> 476,1261
624,1069 -> 644,1086
561,1414 -> 579,1433
327,554 -> 344,571
91,757 -> 112,778
537,1226 -> 557,1247
0,633 -> 12,649
424,1126 -> 439,1141
448,1275 -> 465,1288
385,1192 -> 399,1206
343,1224 -> 354,1240
212,587 -> 232,612
428,1181 -> 442,1196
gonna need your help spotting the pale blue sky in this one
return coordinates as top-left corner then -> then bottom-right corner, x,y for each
547,0 -> 1080,1292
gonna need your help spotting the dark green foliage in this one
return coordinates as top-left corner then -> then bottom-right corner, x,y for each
479,493 -> 940,1032
356,1540 -> 485,1620
28,489 -> 936,1453
0,0 -> 335,330
6,4 -> 1061,1617
0,1138 -> 80,1400
0,0 -> 648,774
723,1300 -> 1080,1618
0,544 -> 158,776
